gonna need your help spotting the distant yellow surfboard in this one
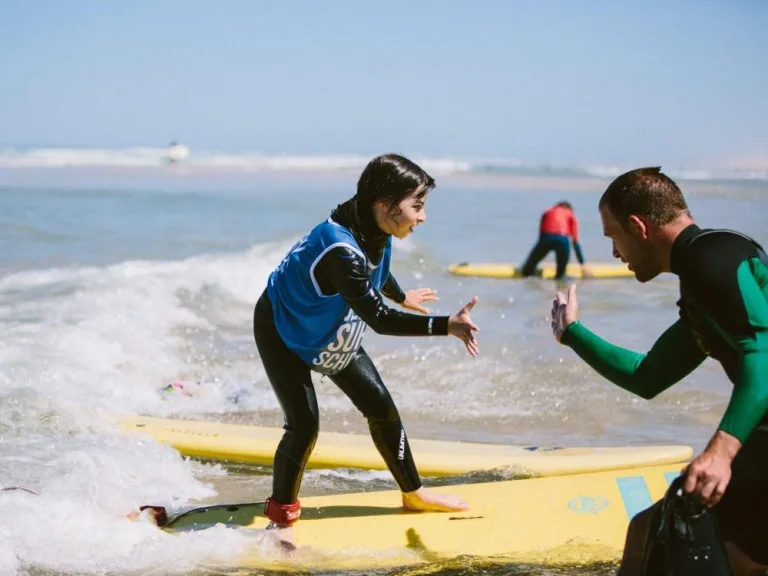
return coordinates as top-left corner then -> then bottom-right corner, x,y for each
164,462 -> 684,570
448,261 -> 633,279
122,415 -> 691,477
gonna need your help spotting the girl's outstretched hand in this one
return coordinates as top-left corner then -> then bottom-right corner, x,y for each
448,297 -> 480,357
402,288 -> 439,314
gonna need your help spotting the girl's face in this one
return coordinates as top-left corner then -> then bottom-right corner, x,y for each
375,188 -> 429,239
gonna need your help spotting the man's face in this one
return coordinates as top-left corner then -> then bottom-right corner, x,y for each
600,205 -> 661,283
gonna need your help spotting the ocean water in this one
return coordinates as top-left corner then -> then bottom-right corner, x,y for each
0,162 -> 766,576
2,146 -> 767,182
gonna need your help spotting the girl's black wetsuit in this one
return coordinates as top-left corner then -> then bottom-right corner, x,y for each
254,199 -> 449,507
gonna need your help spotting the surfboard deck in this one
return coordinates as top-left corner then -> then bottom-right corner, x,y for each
122,415 -> 692,477
164,462 -> 684,570
448,261 -> 633,279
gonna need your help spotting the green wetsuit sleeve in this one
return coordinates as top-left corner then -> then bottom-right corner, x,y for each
561,319 -> 707,399
717,259 -> 768,442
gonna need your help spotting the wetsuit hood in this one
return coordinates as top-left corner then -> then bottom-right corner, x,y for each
330,197 -> 389,265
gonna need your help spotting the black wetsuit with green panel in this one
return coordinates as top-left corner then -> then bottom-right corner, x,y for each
561,224 -> 768,561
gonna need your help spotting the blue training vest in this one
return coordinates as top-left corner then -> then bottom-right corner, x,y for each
266,218 -> 392,375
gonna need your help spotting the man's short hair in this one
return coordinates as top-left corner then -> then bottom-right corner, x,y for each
599,167 -> 690,226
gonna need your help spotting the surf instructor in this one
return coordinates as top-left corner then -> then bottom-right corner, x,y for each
550,167 -> 768,575
253,153 -> 479,545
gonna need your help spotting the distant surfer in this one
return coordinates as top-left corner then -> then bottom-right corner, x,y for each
165,141 -> 190,164
521,201 -> 592,279
253,154 -> 480,545
551,167 -> 768,575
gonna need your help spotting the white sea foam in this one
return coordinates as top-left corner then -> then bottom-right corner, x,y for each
1,146 -> 765,180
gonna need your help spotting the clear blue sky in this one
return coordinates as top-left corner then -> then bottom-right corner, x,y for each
1,0 -> 766,168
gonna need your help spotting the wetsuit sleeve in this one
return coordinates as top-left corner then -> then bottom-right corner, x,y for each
380,273 -> 406,304
716,260 -> 768,442
570,215 -> 585,264
561,319 -> 707,399
569,213 -> 580,243
313,246 -> 449,336
572,241 -> 585,264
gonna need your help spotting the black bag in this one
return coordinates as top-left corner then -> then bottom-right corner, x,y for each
641,476 -> 733,576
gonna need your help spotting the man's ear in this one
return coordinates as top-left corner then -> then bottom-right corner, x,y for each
627,214 -> 649,240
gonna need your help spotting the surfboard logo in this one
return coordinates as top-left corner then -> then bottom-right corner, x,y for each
568,496 -> 608,515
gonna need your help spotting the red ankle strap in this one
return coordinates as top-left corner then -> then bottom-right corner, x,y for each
263,497 -> 301,526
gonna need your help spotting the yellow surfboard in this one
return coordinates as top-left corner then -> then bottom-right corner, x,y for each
123,415 -> 692,477
448,261 -> 633,279
164,462 -> 684,570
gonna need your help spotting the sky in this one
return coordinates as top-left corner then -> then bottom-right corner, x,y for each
1,0 -> 767,169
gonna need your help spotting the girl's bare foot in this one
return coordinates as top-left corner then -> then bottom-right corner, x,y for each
401,487 -> 470,512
